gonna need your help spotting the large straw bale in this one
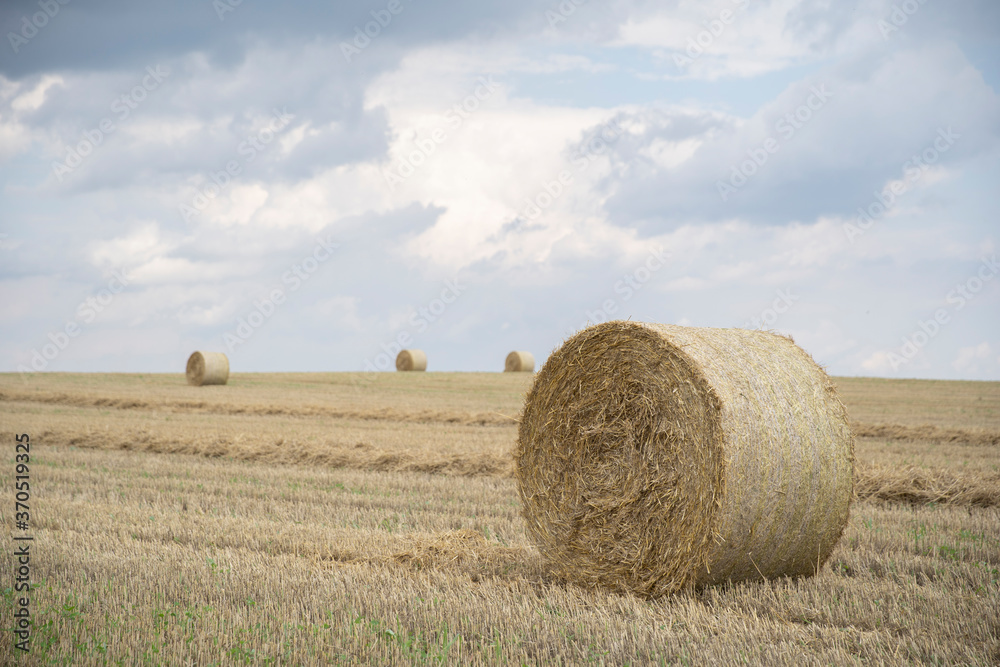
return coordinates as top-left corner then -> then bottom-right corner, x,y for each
515,321 -> 854,598
505,351 -> 535,373
186,351 -> 229,386
396,349 -> 427,372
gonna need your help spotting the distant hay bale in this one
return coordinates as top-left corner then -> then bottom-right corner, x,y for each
396,349 -> 427,372
515,321 -> 854,599
185,351 -> 230,386
504,351 -> 535,373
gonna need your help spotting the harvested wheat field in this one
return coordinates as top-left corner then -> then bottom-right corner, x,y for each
1,371 -> 999,665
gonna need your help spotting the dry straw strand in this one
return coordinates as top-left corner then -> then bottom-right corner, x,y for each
186,351 -> 230,386
396,349 -> 428,372
505,351 -> 535,373
514,321 -> 854,599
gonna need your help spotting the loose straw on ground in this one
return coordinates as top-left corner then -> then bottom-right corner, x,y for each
186,351 -> 229,386
514,321 -> 854,598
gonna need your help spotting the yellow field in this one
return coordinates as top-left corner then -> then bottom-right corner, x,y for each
1,372 -> 999,664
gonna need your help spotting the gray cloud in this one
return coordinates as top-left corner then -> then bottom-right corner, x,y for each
601,41 -> 1000,231
0,0 -> 552,78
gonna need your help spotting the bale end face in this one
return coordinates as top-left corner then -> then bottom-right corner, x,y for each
186,351 -> 229,386
396,349 -> 427,372
514,321 -> 853,598
504,351 -> 535,373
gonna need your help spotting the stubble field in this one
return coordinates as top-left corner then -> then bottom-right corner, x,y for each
1,372 -> 998,665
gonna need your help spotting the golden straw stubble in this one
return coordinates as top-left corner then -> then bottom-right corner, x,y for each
504,351 -> 535,373
396,349 -> 427,372
185,351 -> 230,386
514,321 -> 854,598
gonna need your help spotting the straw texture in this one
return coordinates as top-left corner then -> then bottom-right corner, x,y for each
514,321 -> 854,598
185,351 -> 230,386
396,349 -> 428,372
504,351 -> 535,373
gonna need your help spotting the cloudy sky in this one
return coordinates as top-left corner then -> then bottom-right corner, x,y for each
1,0 -> 998,379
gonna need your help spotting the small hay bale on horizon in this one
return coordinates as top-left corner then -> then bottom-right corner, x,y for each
504,351 -> 535,373
186,351 -> 230,386
396,349 -> 427,372
515,321 -> 854,599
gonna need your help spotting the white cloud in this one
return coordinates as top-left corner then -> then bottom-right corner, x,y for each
860,350 -> 893,374
613,0 -> 872,80
643,137 -> 702,169
203,184 -> 270,227
364,45 -> 637,268
122,117 -> 203,146
648,218 -> 851,292
952,342 -> 995,374
10,75 -> 63,112
250,164 -> 394,231
129,257 -> 258,285
88,223 -> 173,270
0,74 -> 52,161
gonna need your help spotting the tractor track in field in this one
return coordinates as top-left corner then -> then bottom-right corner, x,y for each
0,389 -> 519,426
7,427 -> 999,507
3,388 -> 998,445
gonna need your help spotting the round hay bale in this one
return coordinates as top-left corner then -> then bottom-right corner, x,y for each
396,349 -> 427,372
504,351 -> 535,373
186,351 -> 229,386
515,321 -> 854,598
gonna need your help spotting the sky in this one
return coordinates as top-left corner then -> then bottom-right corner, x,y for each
0,0 -> 998,380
